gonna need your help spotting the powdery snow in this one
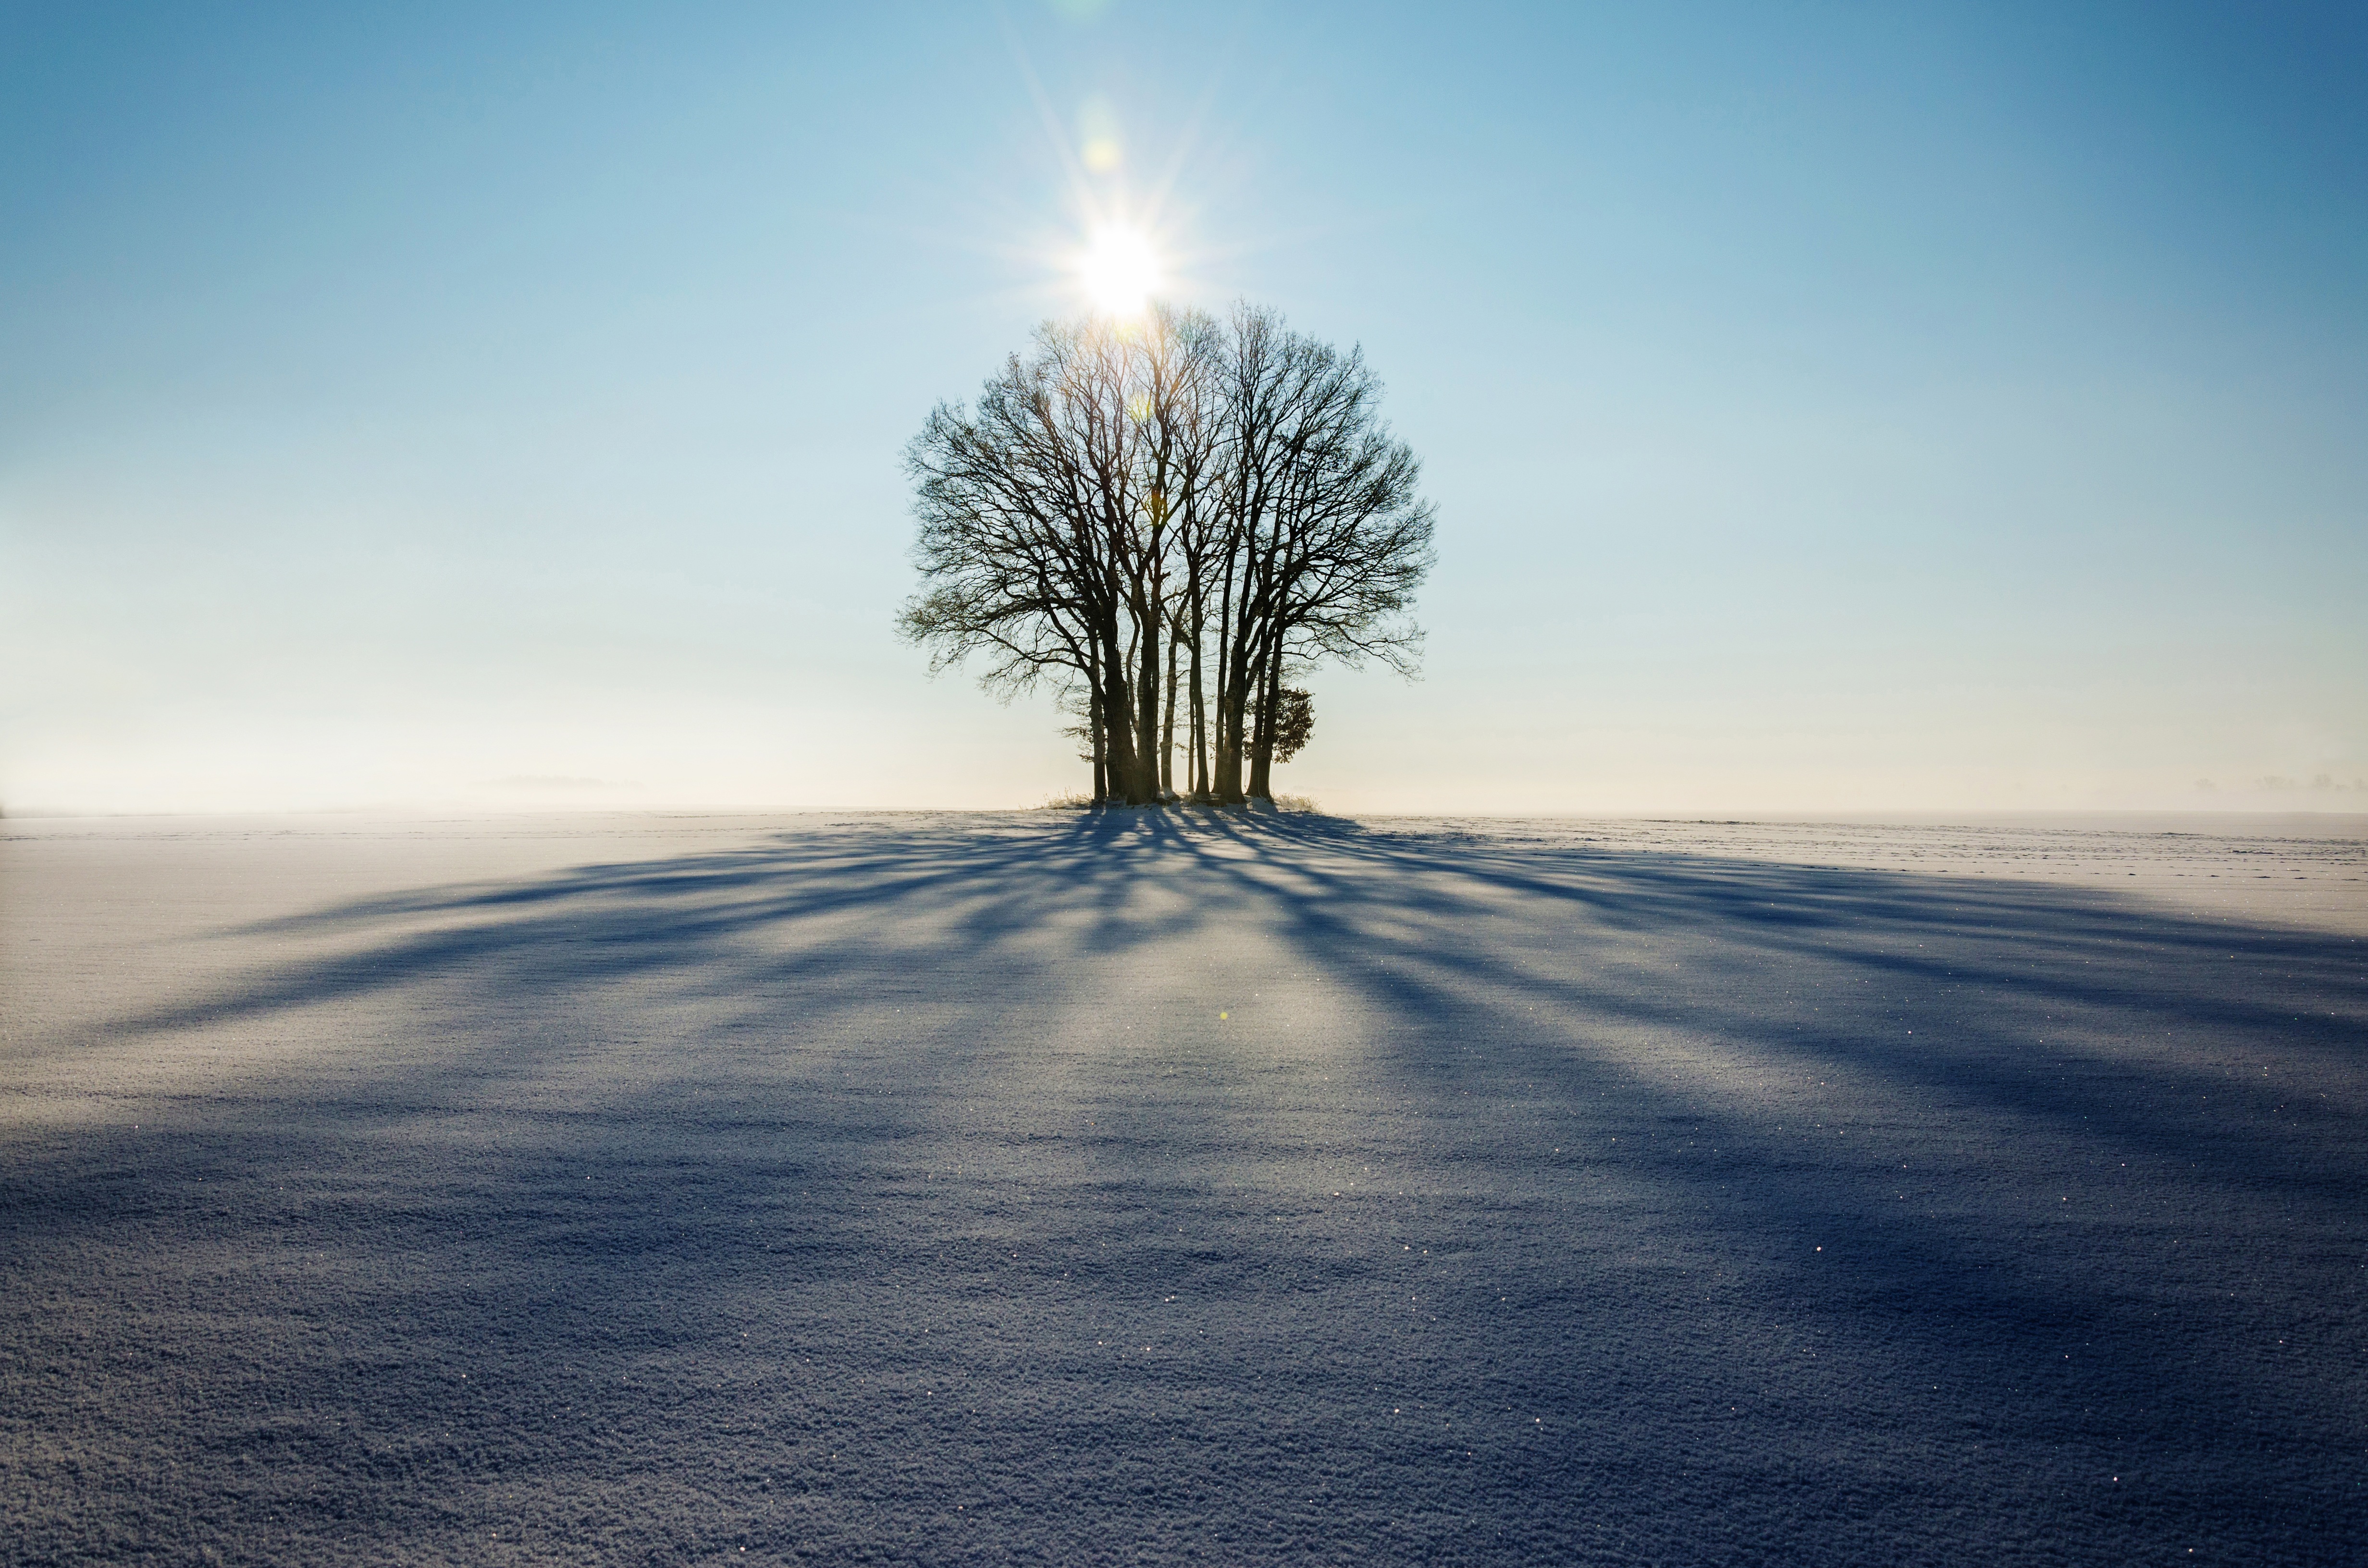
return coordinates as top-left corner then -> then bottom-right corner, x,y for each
3,811 -> 2363,1564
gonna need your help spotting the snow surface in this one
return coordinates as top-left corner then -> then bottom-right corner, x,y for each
4,811 -> 2364,1565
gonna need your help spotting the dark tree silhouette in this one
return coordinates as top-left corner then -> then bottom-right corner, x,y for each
901,304 -> 1432,805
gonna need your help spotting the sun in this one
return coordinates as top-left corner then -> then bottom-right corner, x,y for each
1076,224 -> 1160,318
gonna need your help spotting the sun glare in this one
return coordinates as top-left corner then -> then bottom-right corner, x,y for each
1077,225 -> 1160,318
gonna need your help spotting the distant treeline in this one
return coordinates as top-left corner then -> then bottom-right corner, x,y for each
900,304 -> 1435,806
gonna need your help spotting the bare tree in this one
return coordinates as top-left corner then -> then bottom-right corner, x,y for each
900,302 -> 1431,807
902,322 -> 1145,800
1204,306 -> 1433,802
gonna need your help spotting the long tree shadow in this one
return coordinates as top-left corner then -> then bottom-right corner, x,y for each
1186,816 -> 2365,1494
6,812 -> 2363,1565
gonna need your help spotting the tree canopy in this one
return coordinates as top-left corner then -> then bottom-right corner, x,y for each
900,303 -> 1434,806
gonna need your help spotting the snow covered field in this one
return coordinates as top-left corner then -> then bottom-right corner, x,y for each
4,811 -> 2364,1565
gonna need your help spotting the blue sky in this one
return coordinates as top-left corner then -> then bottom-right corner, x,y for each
4,1 -> 2362,813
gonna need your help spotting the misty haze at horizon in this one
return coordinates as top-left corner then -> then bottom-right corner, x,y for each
4,4 -> 2362,816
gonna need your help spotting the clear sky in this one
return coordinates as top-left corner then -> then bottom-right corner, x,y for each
4,1 -> 2362,815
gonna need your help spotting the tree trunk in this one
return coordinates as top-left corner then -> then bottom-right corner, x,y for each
1088,672 -> 1107,804
1187,612 -> 1209,801
1099,621 -> 1142,804
1161,629 -> 1180,797
1211,537 -> 1243,804
1135,602 -> 1162,805
1214,619 -> 1260,804
1248,637 -> 1283,801
1214,699 -> 1245,802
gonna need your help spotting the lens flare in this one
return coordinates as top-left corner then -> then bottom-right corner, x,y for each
1077,225 -> 1159,318
1078,95 -> 1123,172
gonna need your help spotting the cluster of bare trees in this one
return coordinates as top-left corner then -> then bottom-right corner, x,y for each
900,303 -> 1435,806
